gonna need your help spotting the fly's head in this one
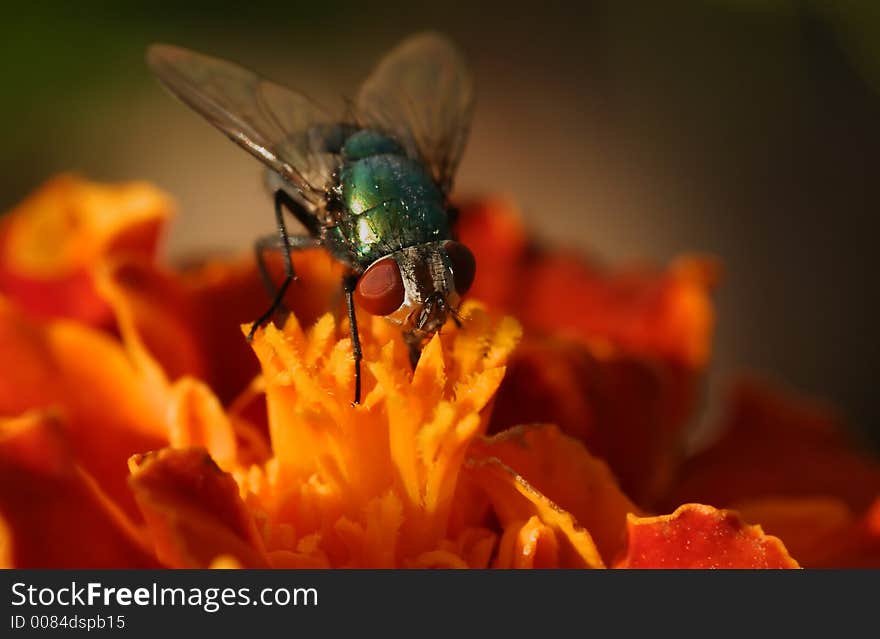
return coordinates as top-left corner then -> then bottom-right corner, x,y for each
353,240 -> 476,364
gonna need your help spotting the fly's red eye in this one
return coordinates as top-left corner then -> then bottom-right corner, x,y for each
355,257 -> 405,316
444,241 -> 476,295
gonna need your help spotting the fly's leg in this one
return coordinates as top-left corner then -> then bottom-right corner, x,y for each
343,273 -> 363,405
247,190 -> 321,342
408,342 -> 421,369
252,233 -> 320,324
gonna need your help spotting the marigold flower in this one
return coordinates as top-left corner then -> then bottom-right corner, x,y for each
458,198 -> 718,504
1,175 -> 877,569
0,174 -> 171,327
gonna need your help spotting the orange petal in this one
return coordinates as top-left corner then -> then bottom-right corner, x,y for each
0,175 -> 172,326
490,335 -> 694,505
453,527 -> 498,569
466,457 -> 605,568
333,492 -> 404,568
0,297 -> 169,515
0,410 -> 158,567
493,516 -> 561,569
95,256 -> 206,384
96,249 -> 343,405
226,376 -> 272,466
615,503 -> 799,569
472,424 -> 638,564
408,550 -> 470,569
210,555 -> 245,569
168,378 -> 238,469
665,380 -> 880,514
246,302 -> 520,562
128,447 -> 268,568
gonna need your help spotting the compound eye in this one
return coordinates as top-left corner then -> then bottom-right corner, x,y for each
444,241 -> 476,295
355,257 -> 405,316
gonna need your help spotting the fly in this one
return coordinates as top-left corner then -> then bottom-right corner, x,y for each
146,33 -> 477,404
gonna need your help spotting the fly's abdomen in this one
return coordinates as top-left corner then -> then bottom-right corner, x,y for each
334,137 -> 451,267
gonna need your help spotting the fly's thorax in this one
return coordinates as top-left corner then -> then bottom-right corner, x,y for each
341,129 -> 403,160
334,152 -> 450,265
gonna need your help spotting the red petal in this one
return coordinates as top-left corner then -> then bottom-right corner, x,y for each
128,447 -> 268,568
490,335 -> 695,504
665,380 -> 880,514
179,250 -> 342,402
455,198 -> 528,309
0,411 -> 158,568
735,497 -> 880,568
519,254 -> 718,370
94,248 -> 342,405
458,197 -> 717,369
615,503 -> 800,569
459,199 -> 716,504
0,298 -> 168,517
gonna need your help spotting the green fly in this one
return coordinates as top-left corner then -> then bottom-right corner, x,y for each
147,33 -> 477,404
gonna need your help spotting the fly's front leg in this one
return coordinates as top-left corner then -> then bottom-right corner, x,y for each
404,332 -> 423,370
251,233 -> 320,336
248,190 -> 321,342
254,237 -> 309,306
343,273 -> 363,405
249,233 -> 319,341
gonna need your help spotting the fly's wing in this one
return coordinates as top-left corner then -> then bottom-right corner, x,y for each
356,32 -> 474,194
147,44 -> 342,210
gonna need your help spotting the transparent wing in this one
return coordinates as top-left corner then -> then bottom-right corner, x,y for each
356,32 -> 474,193
147,44 -> 342,207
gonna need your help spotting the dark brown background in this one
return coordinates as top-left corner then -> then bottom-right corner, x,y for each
2,1 -> 878,450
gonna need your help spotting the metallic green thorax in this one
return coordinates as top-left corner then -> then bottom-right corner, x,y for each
326,129 -> 451,268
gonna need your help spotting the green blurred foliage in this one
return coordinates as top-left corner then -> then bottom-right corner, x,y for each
0,1 -> 354,192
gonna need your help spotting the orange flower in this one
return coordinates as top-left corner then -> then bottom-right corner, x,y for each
0,174 -> 171,327
1,175 -> 876,568
458,198 -> 718,504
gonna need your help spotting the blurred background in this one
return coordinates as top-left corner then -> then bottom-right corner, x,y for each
2,1 -> 878,450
